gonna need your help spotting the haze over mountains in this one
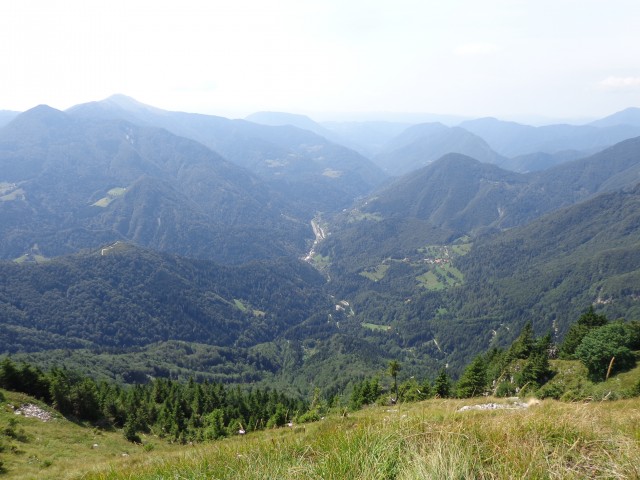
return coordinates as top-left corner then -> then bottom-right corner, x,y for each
68,95 -> 386,214
1,95 -> 640,390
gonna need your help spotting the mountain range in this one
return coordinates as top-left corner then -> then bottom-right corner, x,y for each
1,95 -> 640,391
459,116 -> 640,158
0,105 -> 309,263
68,95 -> 386,214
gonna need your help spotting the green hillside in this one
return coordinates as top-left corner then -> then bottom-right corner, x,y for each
0,245 -> 329,353
2,388 -> 638,479
0,106 -> 311,263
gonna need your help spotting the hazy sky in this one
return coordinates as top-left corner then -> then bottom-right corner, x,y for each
2,0 -> 640,122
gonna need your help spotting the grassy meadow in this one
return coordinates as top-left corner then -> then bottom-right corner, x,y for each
3,391 -> 637,480
86,397 -> 640,479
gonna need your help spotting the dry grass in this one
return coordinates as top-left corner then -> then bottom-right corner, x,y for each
76,397 -> 640,480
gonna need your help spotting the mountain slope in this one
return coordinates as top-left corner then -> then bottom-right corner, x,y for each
68,95 -> 387,213
309,136 -> 640,373
499,149 -> 594,173
590,107 -> 640,128
460,116 -> 640,157
0,109 -> 19,128
320,120 -> 412,157
457,182 -> 640,337
358,135 -> 640,235
373,123 -> 504,175
0,245 -> 329,352
0,106 -> 308,262
245,111 -> 343,142
314,180 -> 640,376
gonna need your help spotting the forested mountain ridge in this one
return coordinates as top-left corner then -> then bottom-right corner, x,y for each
346,135 -> 640,241
245,111 -> 356,150
2,97 -> 640,396
306,135 -> 640,375
457,182 -> 640,337
0,244 -> 329,353
0,105 -> 310,262
373,123 -> 505,175
459,116 -> 640,157
308,181 -> 640,377
68,95 -> 387,213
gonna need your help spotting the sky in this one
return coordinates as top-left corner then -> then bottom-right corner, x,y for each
1,0 -> 640,123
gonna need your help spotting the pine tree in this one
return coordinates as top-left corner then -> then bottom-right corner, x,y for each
560,307 -> 608,358
457,355 -> 487,398
508,322 -> 534,360
433,368 -> 452,398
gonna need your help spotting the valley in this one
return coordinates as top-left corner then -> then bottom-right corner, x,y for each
1,97 -> 640,389
0,96 -> 640,478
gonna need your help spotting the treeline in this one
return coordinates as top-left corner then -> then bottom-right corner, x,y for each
0,358 -> 308,443
350,309 -> 640,408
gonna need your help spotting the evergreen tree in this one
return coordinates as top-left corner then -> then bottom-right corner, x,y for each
123,417 -> 141,443
519,351 -> 551,388
457,355 -> 487,398
203,409 -> 226,440
266,403 -> 287,428
433,368 -> 452,398
560,307 -> 608,358
0,358 -> 20,392
508,322 -> 534,360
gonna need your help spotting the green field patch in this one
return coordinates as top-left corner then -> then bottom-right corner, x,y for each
417,264 -> 464,290
92,186 -> 127,207
312,253 -> 331,269
359,263 -> 389,282
302,345 -> 319,360
232,300 -> 263,317
361,322 -> 391,332
99,242 -> 131,256
347,210 -> 383,223
451,243 -> 472,255
14,253 -> 47,264
233,299 -> 248,312
418,243 -> 472,258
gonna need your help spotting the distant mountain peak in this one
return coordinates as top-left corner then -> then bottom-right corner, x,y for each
246,111 -> 328,135
590,107 -> 640,128
7,104 -> 68,129
102,94 -> 164,114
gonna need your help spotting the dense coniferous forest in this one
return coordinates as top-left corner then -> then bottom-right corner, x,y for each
0,357 -> 309,443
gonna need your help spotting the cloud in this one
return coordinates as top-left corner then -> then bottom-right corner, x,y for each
454,42 -> 498,56
599,76 -> 640,90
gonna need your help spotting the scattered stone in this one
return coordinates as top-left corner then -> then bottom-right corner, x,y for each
14,404 -> 54,422
457,399 -> 536,412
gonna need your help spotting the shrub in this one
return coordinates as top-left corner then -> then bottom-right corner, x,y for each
496,381 -> 516,397
575,322 -> 636,381
537,382 -> 565,400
